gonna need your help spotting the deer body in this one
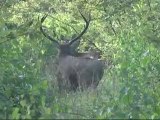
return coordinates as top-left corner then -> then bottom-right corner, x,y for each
57,55 -> 104,90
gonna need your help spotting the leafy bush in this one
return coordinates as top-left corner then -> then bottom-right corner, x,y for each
0,0 -> 160,119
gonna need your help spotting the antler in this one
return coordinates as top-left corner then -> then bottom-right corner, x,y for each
69,11 -> 91,45
40,14 -> 60,46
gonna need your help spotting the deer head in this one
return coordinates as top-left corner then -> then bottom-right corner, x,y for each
40,11 -> 104,91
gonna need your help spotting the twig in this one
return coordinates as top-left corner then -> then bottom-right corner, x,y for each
0,38 -> 13,45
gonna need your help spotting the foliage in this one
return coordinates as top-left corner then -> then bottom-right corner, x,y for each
0,0 -> 160,119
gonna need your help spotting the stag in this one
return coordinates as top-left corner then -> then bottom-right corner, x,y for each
40,12 -> 104,91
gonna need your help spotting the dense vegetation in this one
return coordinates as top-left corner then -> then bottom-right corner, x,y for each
0,0 -> 160,119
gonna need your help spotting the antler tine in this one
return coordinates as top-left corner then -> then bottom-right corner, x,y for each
40,14 -> 59,46
69,10 -> 91,45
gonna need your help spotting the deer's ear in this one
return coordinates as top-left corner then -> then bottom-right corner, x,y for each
70,34 -> 80,51
70,39 -> 80,51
